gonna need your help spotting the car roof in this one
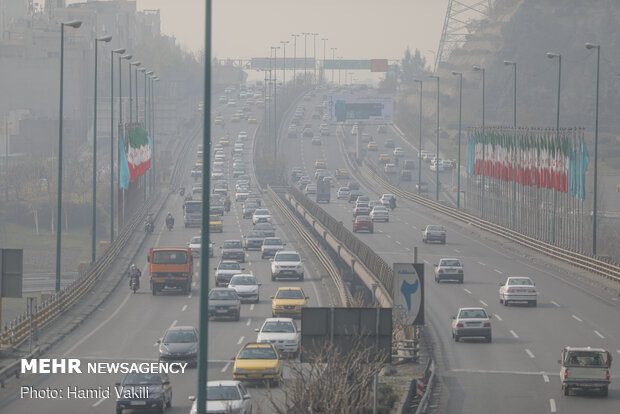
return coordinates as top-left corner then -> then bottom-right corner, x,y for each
263,317 -> 295,323
458,307 -> 486,312
440,258 -> 461,262
564,346 -> 607,352
276,250 -> 300,255
166,325 -> 196,332
207,380 -> 243,387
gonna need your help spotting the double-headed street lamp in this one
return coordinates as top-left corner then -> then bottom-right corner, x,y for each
585,43 -> 600,255
429,75 -> 440,201
110,48 -> 126,243
302,32 -> 310,82
129,60 -> 141,123
291,34 -> 299,84
271,46 -> 280,159
546,52 -> 561,243
504,60 -> 517,228
119,54 -> 132,124
414,80 -> 423,194
91,34 -> 112,264
321,37 -> 328,84
280,40 -> 289,87
451,71 -> 463,208
330,47 -> 337,84
473,65 -> 486,218
56,19 -> 82,292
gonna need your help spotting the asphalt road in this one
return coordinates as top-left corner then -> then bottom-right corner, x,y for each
279,90 -> 620,414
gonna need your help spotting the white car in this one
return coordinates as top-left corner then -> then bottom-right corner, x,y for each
228,274 -> 261,303
393,147 -> 405,157
451,307 -> 492,343
261,237 -> 286,259
380,194 -> 396,207
434,258 -> 464,283
188,236 -> 201,257
499,277 -> 538,306
252,209 -> 272,225
238,131 -> 248,140
370,206 -> 389,222
255,317 -> 300,355
337,187 -> 351,199
384,163 -> 397,174
430,159 -> 444,172
271,250 -> 304,281
189,380 -> 252,414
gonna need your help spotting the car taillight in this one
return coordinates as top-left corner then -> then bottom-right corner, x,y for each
456,323 -> 463,327
564,370 -> 568,378
438,269 -> 444,273
506,288 -> 514,293
527,289 -> 536,293
483,322 -> 491,327
607,371 -> 610,380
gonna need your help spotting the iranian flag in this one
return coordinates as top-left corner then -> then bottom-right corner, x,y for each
126,128 -> 152,183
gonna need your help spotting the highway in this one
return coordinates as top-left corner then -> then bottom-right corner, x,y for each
278,89 -> 620,413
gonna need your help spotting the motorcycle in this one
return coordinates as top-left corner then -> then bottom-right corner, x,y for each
166,219 -> 174,231
145,220 -> 154,233
130,275 -> 140,293
179,187 -> 185,196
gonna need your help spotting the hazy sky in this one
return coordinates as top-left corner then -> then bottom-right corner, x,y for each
129,0 -> 449,63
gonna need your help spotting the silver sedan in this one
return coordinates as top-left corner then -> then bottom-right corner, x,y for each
452,307 -> 492,343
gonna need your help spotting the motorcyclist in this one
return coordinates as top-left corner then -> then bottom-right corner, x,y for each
179,186 -> 185,196
129,264 -> 141,287
223,196 -> 231,213
389,197 -> 396,211
166,212 -> 175,229
144,214 -> 154,232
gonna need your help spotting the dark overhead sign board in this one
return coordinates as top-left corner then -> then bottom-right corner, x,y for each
251,57 -> 315,70
1,248 -> 23,298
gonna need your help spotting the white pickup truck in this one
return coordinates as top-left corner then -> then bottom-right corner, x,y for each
559,346 -> 612,397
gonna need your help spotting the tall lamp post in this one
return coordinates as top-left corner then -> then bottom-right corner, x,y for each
330,47 -> 337,84
302,32 -> 310,83
414,80 -> 423,194
585,43 -> 600,255
110,48 -> 125,243
119,54 -> 132,124
135,65 -> 143,124
429,75 -> 440,200
504,60 -> 517,227
321,37 -> 328,84
55,19 -> 82,293
546,52 -> 561,243
473,65 -> 486,218
151,76 -> 159,190
291,34 -> 299,85
451,72 -> 463,208
138,67 -> 147,201
312,33 -> 319,84
271,46 -> 280,159
280,40 -> 288,87
91,34 -> 112,264
129,60 -> 141,123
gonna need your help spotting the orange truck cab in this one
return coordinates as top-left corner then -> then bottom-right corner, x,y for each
147,247 -> 193,295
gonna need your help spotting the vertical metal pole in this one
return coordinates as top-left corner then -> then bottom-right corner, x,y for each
303,32 -> 307,82
135,67 -> 139,124
373,306 -> 380,414
434,76 -> 440,201
143,72 -> 147,201
417,81 -> 423,194
592,47 -> 600,255
198,2 -> 212,413
457,74 -> 462,208
274,48 -> 278,159
129,63 -> 133,123
552,56 -> 561,244
91,40 -> 98,263
313,33 -> 317,84
55,24 -> 65,293
110,51 -> 115,243
512,64 -> 517,228
292,34 -> 297,85
481,68 -> 486,219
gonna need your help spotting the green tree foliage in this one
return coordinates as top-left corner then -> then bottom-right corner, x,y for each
399,47 -> 431,88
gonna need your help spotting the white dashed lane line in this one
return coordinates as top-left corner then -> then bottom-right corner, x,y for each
221,361 -> 231,373
594,330 -> 605,339
463,288 -> 472,294
237,336 -> 245,345
525,349 -> 535,358
478,262 -> 486,266
493,269 -> 503,274
549,398 -> 556,413
395,240 -> 401,245
454,249 -> 461,253
494,314 -> 502,321
572,315 -> 583,322
246,318 -> 252,326
510,330 -> 519,338
181,305 -> 188,312
542,373 -> 549,383
479,300 -> 488,307
250,304 -> 255,311
423,259 -> 429,264
551,301 -> 560,307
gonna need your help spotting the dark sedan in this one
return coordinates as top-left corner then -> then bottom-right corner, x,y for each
116,372 -> 172,414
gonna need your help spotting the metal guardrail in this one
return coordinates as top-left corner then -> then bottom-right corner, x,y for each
267,186 -> 352,307
358,161 -> 620,283
414,359 -> 435,414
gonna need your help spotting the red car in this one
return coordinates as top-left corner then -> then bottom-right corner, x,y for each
353,216 -> 374,233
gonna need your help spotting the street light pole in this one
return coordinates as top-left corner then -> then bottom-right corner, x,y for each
452,72 -> 463,208
321,37 -> 328,84
135,64 -> 142,124
585,43 -> 600,255
291,34 -> 299,85
302,32 -> 309,83
312,33 -> 318,84
129,60 -> 140,123
56,19 -> 81,292
430,75 -> 440,201
504,60 -> 517,227
414,80 -> 423,194
330,47 -> 337,84
110,48 -> 125,243
473,65 -> 486,218
280,40 -> 288,87
271,46 -> 280,159
546,52 -> 561,244
91,35 -> 112,264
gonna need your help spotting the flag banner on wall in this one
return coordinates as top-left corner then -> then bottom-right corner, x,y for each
125,128 -> 152,183
466,127 -> 587,200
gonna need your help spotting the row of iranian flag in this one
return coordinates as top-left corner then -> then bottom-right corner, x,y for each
118,127 -> 152,190
466,128 -> 589,200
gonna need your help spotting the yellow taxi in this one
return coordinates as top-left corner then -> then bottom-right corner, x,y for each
271,287 -> 309,319
314,159 -> 326,169
233,342 -> 282,385
209,214 -> 223,233
378,153 -> 390,163
247,116 -> 257,124
367,141 -> 378,151
335,169 -> 350,179
231,114 -> 241,123
214,116 -> 223,125
219,137 -> 230,146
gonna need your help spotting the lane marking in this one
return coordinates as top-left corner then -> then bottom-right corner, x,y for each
454,249 -> 461,253
423,259 -> 429,264
493,269 -> 503,274
572,315 -> 582,322
551,301 -> 560,307
594,330 -> 605,339
478,262 -> 486,266
93,397 -> 106,407
463,288 -> 472,294
411,226 -> 417,230
386,234 -> 391,238
237,336 -> 245,345
395,240 -> 401,245
188,293 -> 193,299
405,247 -> 411,251
542,373 -> 549,383
479,300 -> 488,307
525,349 -> 535,358
64,293 -> 132,355
246,318 -> 252,326
169,320 -> 178,330
181,305 -> 188,312
221,361 -> 231,373
250,304 -> 255,311
494,314 -> 502,321
510,330 -> 519,338
550,398 -> 556,413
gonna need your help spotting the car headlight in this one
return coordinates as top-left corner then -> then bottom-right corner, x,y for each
275,305 -> 284,309
159,345 -> 171,355
149,391 -> 162,400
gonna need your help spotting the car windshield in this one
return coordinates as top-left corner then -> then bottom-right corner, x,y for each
565,351 -> 607,367
163,329 -> 197,343
276,290 -> 304,299
238,347 -> 277,360
247,231 -> 263,238
152,251 -> 188,265
209,290 -> 238,300
276,253 -> 300,262
230,276 -> 256,286
219,262 -> 240,270
263,239 -> 282,245
440,259 -> 461,267
190,237 -> 200,244
223,241 -> 242,249
508,278 -> 533,285
262,321 -> 295,333
428,226 -> 445,231
207,385 -> 240,401
458,309 -> 487,319
123,373 -> 163,385
254,209 -> 269,215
